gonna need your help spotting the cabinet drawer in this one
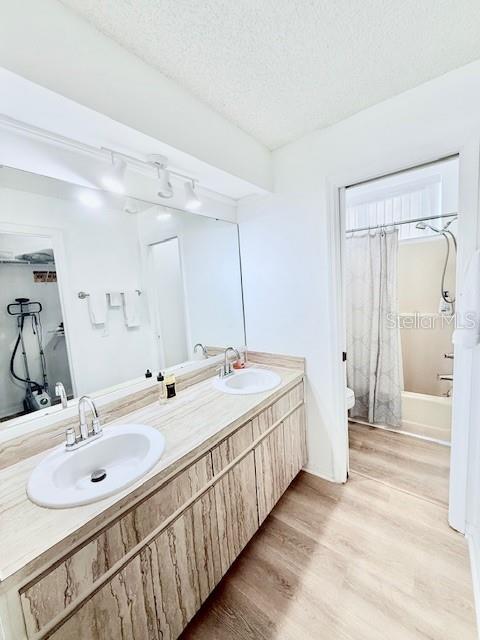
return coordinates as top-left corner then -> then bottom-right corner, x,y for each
211,420 -> 254,474
252,381 -> 304,438
20,453 -> 212,638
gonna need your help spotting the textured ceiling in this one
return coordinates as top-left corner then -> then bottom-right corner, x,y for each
59,0 -> 480,150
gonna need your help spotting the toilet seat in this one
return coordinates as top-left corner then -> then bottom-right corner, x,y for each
346,387 -> 355,410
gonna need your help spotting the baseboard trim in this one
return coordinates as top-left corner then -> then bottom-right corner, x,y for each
302,466 -> 344,484
467,527 -> 480,639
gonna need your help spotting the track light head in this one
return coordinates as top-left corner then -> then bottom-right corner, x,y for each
184,180 -> 201,211
101,154 -> 126,194
148,154 -> 173,198
157,167 -> 173,198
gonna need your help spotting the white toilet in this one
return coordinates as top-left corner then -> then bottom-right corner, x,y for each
346,387 -> 355,410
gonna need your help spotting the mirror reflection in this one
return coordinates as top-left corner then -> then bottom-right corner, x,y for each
0,166 -> 245,425
1,236 -> 73,421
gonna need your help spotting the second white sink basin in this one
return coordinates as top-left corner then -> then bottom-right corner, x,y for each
27,424 -> 165,509
214,368 -> 281,395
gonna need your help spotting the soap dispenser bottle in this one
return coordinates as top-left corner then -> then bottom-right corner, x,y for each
165,373 -> 177,398
157,372 -> 167,405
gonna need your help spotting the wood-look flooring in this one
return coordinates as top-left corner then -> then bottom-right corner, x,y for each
182,423 -> 476,639
348,421 -> 450,506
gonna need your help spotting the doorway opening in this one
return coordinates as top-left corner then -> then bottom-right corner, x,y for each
149,237 -> 189,369
342,156 -> 459,507
0,232 -> 74,422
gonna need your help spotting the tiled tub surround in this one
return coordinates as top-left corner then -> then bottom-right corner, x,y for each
0,353 -> 305,640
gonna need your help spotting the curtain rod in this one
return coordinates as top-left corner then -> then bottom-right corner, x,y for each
345,212 -> 458,234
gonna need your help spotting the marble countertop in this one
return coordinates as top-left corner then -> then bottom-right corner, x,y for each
0,364 -> 303,585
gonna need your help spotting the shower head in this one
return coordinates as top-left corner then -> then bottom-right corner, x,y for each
416,221 -> 444,233
416,217 -> 457,233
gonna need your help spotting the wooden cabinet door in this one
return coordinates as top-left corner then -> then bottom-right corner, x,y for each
20,454 -> 212,638
283,405 -> 307,484
214,451 -> 258,573
49,552 -> 161,640
147,486 -> 222,638
254,424 -> 287,525
50,489 -> 222,640
211,420 -> 254,475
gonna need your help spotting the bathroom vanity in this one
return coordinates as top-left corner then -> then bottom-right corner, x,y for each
0,353 -> 305,639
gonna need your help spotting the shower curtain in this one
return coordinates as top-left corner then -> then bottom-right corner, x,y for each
346,229 -> 402,428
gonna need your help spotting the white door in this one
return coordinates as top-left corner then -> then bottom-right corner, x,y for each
150,237 -> 189,368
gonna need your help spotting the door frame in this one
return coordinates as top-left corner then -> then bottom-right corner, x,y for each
145,235 -> 192,370
0,221 -> 78,400
326,141 -> 480,533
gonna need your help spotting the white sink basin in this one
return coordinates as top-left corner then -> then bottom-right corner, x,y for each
214,368 -> 281,395
27,424 -> 165,509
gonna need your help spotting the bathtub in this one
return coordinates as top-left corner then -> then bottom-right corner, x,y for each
401,391 -> 451,443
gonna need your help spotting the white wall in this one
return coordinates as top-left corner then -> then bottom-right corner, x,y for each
0,186 -> 153,397
398,238 -> 456,396
0,0 -> 271,191
238,60 -> 480,499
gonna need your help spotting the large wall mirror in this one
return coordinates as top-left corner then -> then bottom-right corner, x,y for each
0,166 -> 246,427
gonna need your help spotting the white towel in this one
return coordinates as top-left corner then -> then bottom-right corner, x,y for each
453,249 -> 480,348
88,292 -> 107,325
108,291 -> 122,307
123,290 -> 141,328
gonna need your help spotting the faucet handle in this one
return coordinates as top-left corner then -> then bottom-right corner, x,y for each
65,427 -> 76,449
92,417 -> 102,435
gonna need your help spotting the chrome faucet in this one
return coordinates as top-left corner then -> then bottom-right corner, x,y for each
55,381 -> 68,409
219,347 -> 240,378
194,343 -> 208,358
65,395 -> 102,450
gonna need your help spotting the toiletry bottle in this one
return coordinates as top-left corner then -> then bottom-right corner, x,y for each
145,369 -> 153,378
157,372 -> 167,404
233,346 -> 248,369
165,373 -> 176,398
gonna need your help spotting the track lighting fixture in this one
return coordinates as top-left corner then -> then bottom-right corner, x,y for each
147,154 -> 173,198
101,153 -> 126,194
101,150 -> 203,211
157,166 -> 173,199
184,180 -> 202,210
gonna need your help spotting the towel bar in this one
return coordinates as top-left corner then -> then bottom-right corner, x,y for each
78,290 -> 141,299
